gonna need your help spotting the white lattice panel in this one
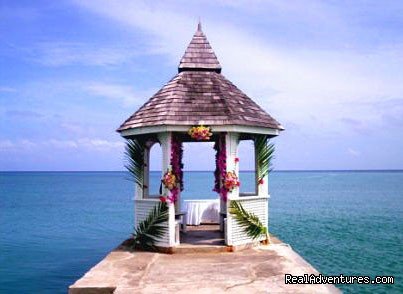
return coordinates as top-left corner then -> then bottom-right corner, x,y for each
229,197 -> 269,246
135,199 -> 170,245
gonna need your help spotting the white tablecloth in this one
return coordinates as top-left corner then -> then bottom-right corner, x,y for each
184,199 -> 220,225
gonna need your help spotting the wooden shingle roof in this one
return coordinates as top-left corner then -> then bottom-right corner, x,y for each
178,22 -> 221,73
117,23 -> 283,133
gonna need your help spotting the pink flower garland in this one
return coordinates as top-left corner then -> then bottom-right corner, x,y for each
213,133 -> 228,201
167,134 -> 183,203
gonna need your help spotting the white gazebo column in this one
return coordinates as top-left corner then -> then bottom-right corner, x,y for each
224,132 -> 240,245
141,142 -> 153,199
133,143 -> 145,239
158,132 -> 177,247
225,132 -> 240,198
256,139 -> 269,231
133,144 -> 148,200
256,140 -> 269,197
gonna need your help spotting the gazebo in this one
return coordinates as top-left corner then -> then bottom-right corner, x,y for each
117,23 -> 283,251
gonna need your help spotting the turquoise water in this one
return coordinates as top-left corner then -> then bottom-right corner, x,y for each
0,171 -> 402,293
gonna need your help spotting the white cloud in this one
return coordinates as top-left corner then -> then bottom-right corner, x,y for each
347,148 -> 360,157
20,139 -> 37,150
48,139 -> 79,149
71,0 -> 191,58
83,83 -> 155,107
9,79 -> 154,109
77,138 -> 124,150
0,86 -> 17,93
60,123 -> 85,135
4,0 -> 397,170
0,140 -> 14,149
71,0 -> 403,137
0,138 -> 124,152
33,41 -> 140,67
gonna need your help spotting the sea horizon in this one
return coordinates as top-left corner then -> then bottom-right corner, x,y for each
1,170 -> 402,293
1,169 -> 403,173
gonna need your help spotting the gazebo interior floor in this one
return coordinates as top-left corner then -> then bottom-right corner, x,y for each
179,224 -> 225,247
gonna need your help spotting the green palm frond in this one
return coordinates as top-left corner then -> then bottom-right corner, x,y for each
229,200 -> 267,240
255,135 -> 275,181
124,138 -> 146,187
133,202 -> 169,251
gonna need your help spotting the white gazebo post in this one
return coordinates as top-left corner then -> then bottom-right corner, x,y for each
142,140 -> 153,200
158,132 -> 178,247
224,132 -> 240,246
256,138 -> 269,231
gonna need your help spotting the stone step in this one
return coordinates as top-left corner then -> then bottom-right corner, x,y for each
172,244 -> 229,254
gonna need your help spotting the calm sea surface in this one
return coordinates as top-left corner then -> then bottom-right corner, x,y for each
0,171 -> 402,293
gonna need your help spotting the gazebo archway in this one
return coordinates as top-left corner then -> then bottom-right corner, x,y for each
181,141 -> 216,201
179,140 -> 224,247
148,142 -> 163,196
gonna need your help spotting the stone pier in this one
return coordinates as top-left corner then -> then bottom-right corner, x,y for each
69,241 -> 340,294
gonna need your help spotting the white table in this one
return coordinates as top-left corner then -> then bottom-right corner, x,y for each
184,199 -> 220,225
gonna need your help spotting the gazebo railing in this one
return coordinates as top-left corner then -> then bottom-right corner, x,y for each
134,199 -> 171,246
226,195 -> 269,246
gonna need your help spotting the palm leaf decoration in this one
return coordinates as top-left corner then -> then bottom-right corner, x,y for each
255,135 -> 275,182
229,200 -> 269,242
132,201 -> 169,251
124,138 -> 146,187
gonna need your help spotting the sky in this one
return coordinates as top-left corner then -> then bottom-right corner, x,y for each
1,0 -> 403,171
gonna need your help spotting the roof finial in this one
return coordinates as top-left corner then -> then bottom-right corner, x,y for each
197,19 -> 202,32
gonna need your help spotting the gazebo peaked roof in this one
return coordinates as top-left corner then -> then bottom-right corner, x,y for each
178,22 -> 221,73
117,23 -> 283,135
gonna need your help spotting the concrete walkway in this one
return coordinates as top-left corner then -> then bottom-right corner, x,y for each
69,243 -> 340,293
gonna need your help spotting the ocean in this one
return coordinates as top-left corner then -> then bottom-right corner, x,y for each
0,171 -> 402,293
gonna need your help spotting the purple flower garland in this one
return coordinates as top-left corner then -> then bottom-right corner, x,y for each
213,133 -> 228,201
168,134 -> 183,203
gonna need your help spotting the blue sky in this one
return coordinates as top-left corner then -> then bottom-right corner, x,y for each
1,0 -> 403,171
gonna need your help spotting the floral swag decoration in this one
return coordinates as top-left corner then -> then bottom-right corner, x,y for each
160,169 -> 179,204
162,169 -> 177,190
160,134 -> 183,204
213,133 -> 240,201
188,125 -> 212,141
213,133 -> 227,200
223,171 -> 240,192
